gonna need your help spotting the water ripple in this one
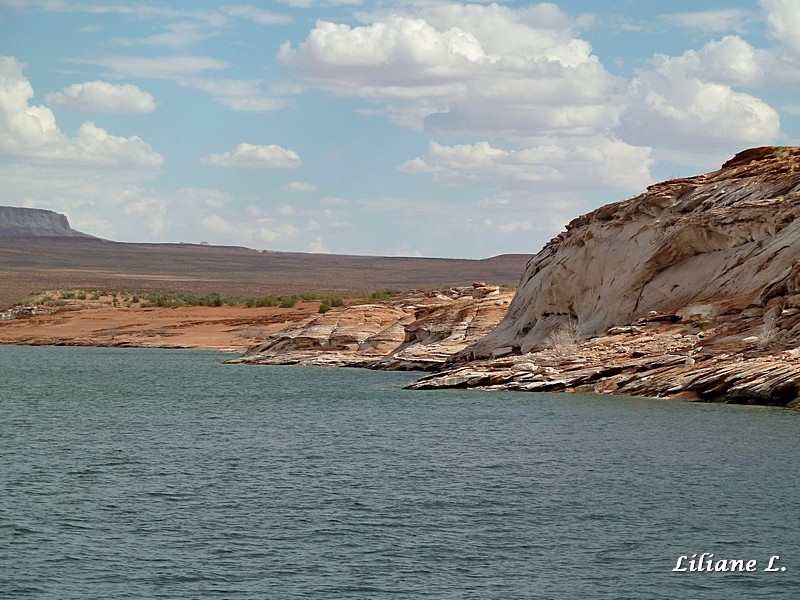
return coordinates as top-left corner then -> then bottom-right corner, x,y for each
1,347 -> 798,599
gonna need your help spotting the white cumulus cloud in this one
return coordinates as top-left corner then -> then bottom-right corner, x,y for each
200,143 -> 301,168
0,56 -> 163,167
279,4 -> 619,137
650,36 -> 767,87
45,81 -> 156,113
278,16 -> 489,96
67,55 -> 282,113
762,0 -> 800,55
402,138 -> 653,192
622,47 -> 780,149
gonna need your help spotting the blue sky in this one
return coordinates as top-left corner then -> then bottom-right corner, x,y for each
1,0 -> 798,258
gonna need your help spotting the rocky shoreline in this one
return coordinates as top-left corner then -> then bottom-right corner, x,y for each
407,310 -> 800,408
407,147 -> 800,408
227,282 -> 513,370
234,146 -> 800,409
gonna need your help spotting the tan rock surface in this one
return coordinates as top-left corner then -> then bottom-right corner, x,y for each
409,318 -> 800,408
412,147 -> 800,407
461,146 -> 800,359
231,283 -> 514,369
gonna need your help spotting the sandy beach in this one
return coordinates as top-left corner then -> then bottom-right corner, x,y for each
0,301 -> 320,352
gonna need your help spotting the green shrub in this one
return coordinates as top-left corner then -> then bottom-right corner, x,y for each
368,289 -> 400,301
245,295 -> 279,307
280,296 -> 297,308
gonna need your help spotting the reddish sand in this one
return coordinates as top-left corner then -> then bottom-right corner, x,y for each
0,302 -> 319,351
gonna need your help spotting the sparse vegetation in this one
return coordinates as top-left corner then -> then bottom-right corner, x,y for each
369,288 -> 400,302
23,288 -> 337,310
134,291 -> 322,309
244,296 -> 279,308
280,296 -> 298,308
545,320 -> 580,359
318,296 -> 344,313
774,147 -> 791,159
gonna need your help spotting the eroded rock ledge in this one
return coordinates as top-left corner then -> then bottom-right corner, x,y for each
228,283 -> 513,370
407,147 -> 800,408
408,311 -> 800,408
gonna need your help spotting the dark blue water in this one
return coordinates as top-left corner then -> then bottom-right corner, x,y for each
1,346 -> 798,599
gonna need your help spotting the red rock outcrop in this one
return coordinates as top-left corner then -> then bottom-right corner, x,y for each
410,147 -> 800,407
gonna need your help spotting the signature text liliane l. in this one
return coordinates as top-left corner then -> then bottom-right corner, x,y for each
673,553 -> 786,573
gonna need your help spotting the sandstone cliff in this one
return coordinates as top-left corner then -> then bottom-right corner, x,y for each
410,147 -> 800,408
230,283 -> 513,370
0,206 -> 89,237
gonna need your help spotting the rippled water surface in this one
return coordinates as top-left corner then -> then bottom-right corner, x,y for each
1,346 -> 799,599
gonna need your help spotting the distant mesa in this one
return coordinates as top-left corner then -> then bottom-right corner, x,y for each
0,206 -> 92,237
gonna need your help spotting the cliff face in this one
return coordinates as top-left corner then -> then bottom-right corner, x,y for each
464,146 -> 800,359
411,147 -> 800,407
0,206 -> 89,237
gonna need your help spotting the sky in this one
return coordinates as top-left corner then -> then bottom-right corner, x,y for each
1,0 -> 799,258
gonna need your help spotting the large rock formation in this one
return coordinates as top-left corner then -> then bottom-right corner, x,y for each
410,147 -> 800,408
0,206 -> 89,237
230,283 -> 513,370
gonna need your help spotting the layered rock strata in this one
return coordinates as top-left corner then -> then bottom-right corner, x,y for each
409,147 -> 800,408
229,283 -> 512,370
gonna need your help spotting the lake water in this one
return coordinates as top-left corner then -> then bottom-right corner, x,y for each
1,346 -> 798,599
